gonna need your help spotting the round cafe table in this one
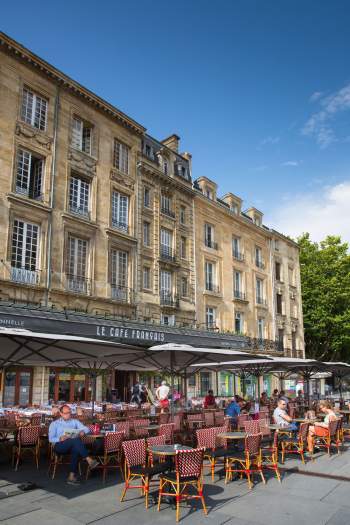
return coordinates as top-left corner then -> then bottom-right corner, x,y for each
269,424 -> 294,432
150,444 -> 193,457
142,425 -> 160,433
216,431 -> 246,441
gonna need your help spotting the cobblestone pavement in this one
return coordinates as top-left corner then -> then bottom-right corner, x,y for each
0,443 -> 349,525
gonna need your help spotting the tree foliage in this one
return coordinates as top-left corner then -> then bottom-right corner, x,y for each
297,233 -> 350,361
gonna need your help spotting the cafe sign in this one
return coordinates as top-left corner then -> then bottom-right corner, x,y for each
96,325 -> 165,342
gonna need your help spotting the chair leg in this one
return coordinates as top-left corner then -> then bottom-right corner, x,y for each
145,476 -> 149,509
198,480 -> 207,515
157,478 -> 163,511
175,482 -> 180,522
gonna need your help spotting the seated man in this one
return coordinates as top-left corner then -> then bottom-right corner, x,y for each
49,405 -> 98,484
203,389 -> 216,409
273,398 -> 293,428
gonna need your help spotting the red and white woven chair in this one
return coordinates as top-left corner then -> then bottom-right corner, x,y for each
116,421 -> 130,439
87,431 -> 124,483
280,422 -> 309,464
236,414 -> 249,430
225,433 -> 265,489
120,439 -> 169,509
12,426 -> 41,471
312,419 -> 340,457
243,420 -> 260,434
158,423 -> 174,444
204,411 -> 215,428
196,427 -> 232,481
214,410 -> 225,426
158,447 -> 207,522
261,429 -> 281,482
133,419 -> 150,438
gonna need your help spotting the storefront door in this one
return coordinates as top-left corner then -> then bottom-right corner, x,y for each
3,368 -> 33,406
49,369 -> 90,403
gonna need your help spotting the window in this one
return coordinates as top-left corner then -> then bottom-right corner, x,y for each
257,318 -> 265,340
278,329 -> 284,351
143,187 -> 150,208
275,261 -> 281,281
274,239 -> 279,251
160,228 -> 173,259
163,160 -> 168,175
113,139 -> 129,174
256,277 -> 264,304
219,372 -> 234,396
181,276 -> 188,297
254,215 -> 261,226
276,293 -> 283,314
71,116 -> 92,155
111,249 -> 128,301
292,331 -> 297,352
143,267 -> 151,289
233,270 -> 244,299
204,223 -> 216,249
232,237 -> 242,259
205,261 -> 216,291
21,87 -> 47,131
206,306 -> 216,329
143,222 -> 150,246
111,191 -> 129,232
16,148 -> 44,200
255,246 -> 263,268
180,206 -> 186,224
161,194 -> 174,217
69,175 -> 90,217
161,314 -> 175,326
160,269 -> 172,304
180,237 -> 187,259
200,372 -> 212,396
11,219 -> 39,284
288,266 -> 295,285
231,203 -> 238,214
206,188 -> 212,199
67,236 -> 89,293
235,311 -> 243,334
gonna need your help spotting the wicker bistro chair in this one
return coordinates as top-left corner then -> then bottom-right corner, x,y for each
158,448 -> 207,522
116,421 -> 130,439
132,419 -> 150,438
236,414 -> 250,430
30,413 -> 43,426
225,433 -> 266,489
243,420 -> 260,434
12,426 -> 41,471
159,413 -> 170,425
196,427 -> 233,481
86,431 -> 125,483
312,419 -> 340,457
204,411 -> 215,428
146,435 -> 167,466
280,422 -> 309,464
158,423 -> 174,444
214,410 -> 225,426
261,430 -> 281,482
120,439 -> 170,509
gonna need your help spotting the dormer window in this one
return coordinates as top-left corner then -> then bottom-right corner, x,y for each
206,188 -> 212,199
231,204 -> 238,214
163,160 -> 168,175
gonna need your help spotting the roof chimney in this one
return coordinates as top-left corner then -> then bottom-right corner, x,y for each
162,134 -> 180,153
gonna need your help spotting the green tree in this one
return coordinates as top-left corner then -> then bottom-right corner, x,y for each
298,233 -> 350,361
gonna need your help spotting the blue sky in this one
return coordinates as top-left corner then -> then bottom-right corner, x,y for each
2,1 -> 350,241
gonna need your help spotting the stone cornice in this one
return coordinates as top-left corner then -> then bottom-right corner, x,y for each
0,32 -> 145,136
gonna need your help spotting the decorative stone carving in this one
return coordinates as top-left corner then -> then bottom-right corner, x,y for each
110,169 -> 134,190
15,122 -> 53,150
68,149 -> 97,175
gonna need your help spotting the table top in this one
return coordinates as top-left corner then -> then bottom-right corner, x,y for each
0,426 -> 17,433
269,425 -> 294,431
339,409 -> 350,414
292,418 -> 317,423
142,425 -> 160,431
217,431 -> 246,440
150,444 -> 193,456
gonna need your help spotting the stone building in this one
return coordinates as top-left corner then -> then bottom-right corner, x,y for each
0,32 -> 304,406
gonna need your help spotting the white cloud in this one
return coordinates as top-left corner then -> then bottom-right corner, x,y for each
253,165 -> 268,172
302,83 -> 350,148
309,91 -> 324,102
268,181 -> 350,243
281,160 -> 301,167
258,136 -> 280,148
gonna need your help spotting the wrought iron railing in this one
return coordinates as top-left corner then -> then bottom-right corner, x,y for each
10,266 -> 40,285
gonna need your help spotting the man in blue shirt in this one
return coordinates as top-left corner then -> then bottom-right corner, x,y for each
225,397 -> 241,425
49,405 -> 98,484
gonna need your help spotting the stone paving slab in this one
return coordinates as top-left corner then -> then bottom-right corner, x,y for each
0,443 -> 349,524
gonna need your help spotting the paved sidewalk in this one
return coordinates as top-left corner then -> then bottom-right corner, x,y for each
0,443 -> 349,524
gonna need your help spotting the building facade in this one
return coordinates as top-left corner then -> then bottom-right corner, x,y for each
0,33 -> 304,406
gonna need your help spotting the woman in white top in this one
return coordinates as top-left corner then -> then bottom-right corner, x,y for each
307,399 -> 337,452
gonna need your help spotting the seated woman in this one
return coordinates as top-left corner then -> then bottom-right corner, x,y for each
307,400 -> 337,452
203,389 -> 216,409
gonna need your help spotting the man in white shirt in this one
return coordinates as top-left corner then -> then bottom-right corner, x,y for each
156,381 -> 170,409
273,398 -> 293,427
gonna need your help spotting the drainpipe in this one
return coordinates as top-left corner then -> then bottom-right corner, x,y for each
44,86 -> 60,306
192,196 -> 197,327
